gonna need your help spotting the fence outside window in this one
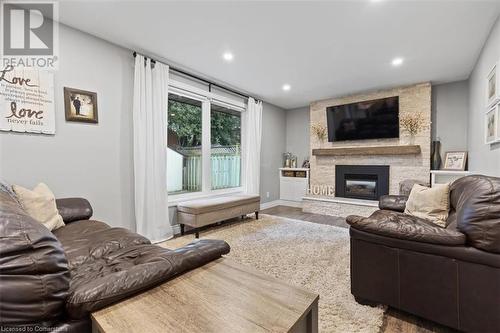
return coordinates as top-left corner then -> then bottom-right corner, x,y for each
168,145 -> 241,194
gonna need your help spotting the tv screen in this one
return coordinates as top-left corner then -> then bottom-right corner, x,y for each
326,96 -> 399,142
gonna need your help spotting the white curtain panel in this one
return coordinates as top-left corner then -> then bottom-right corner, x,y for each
244,98 -> 263,195
132,54 -> 173,242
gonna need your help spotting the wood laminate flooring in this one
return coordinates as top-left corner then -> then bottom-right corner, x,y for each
92,258 -> 318,333
260,206 -> 458,333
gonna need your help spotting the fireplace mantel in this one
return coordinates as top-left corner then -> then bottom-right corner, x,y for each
312,145 -> 421,157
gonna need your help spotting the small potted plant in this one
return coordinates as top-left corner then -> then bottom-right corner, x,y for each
400,112 -> 426,145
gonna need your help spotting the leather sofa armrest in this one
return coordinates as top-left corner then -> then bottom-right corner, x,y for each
378,195 -> 408,212
56,198 -> 93,223
347,211 -> 466,246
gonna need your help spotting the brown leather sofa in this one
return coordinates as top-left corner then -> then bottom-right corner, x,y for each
0,190 -> 230,332
347,175 -> 500,332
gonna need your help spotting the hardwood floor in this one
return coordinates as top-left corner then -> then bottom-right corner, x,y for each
260,206 -> 458,333
261,205 -> 348,228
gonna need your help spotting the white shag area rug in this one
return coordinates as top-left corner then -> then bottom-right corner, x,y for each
161,214 -> 385,333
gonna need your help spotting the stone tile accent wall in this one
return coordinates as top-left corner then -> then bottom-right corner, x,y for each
303,198 -> 379,218
309,83 -> 431,196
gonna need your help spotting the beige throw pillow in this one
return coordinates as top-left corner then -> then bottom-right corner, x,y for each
13,183 -> 65,231
404,183 -> 450,227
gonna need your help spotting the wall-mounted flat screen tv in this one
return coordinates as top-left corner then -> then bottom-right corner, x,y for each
326,96 -> 399,142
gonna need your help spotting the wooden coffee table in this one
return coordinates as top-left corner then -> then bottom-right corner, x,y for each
91,258 -> 319,333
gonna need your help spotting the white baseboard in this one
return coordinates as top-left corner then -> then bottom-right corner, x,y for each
260,200 -> 279,210
260,199 -> 303,210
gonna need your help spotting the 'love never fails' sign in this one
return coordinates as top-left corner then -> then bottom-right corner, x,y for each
0,66 -> 55,134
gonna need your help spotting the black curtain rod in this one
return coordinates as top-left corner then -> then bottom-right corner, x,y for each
133,51 -> 257,102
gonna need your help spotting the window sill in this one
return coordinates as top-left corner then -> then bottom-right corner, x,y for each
168,187 -> 245,207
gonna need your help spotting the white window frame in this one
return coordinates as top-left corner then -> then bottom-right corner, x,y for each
168,79 -> 246,205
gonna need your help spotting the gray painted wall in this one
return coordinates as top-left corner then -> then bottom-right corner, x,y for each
0,25 -> 286,231
468,16 -> 500,176
0,24 -> 136,230
431,81 -> 469,162
261,102 -> 286,203
285,107 -> 310,165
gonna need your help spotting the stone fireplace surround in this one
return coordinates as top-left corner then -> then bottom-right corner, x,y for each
335,165 -> 389,201
303,83 -> 431,218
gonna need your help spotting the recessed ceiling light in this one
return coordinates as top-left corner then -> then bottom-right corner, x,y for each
282,84 -> 291,91
222,52 -> 234,62
392,57 -> 404,66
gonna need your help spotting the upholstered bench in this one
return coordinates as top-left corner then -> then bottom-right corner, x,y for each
177,195 -> 260,238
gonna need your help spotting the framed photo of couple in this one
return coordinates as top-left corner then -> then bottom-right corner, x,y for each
64,87 -> 98,123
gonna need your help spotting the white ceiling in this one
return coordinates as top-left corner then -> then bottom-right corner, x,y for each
58,1 -> 500,109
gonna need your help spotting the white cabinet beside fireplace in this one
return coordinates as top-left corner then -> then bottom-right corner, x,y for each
279,168 -> 310,202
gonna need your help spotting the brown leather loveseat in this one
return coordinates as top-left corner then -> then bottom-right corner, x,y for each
347,175 -> 500,332
0,189 -> 230,332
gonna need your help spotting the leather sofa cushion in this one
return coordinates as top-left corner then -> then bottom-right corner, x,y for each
449,175 -> 500,253
0,191 -> 69,324
177,195 -> 260,214
347,210 -> 466,246
65,239 -> 230,319
379,195 -> 408,212
53,219 -> 230,319
53,220 -> 150,268
56,198 -> 93,223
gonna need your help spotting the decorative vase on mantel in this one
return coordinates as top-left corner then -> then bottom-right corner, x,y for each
431,140 -> 442,170
407,135 -> 416,146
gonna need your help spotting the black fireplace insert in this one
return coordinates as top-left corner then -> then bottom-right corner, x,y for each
335,165 -> 389,200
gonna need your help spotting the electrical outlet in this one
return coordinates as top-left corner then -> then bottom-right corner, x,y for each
266,192 -> 270,198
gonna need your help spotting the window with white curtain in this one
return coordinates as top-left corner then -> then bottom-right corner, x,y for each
167,79 -> 245,200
